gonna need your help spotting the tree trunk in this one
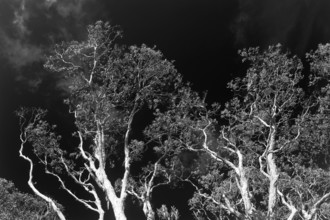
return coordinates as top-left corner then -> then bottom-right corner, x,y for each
236,150 -> 253,216
112,200 -> 127,220
287,207 -> 297,220
92,125 -> 129,220
267,152 -> 278,219
237,169 -> 253,216
95,168 -> 127,220
97,210 -> 105,220
143,199 -> 155,220
267,129 -> 278,219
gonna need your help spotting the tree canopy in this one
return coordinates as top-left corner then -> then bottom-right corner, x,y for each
0,178 -> 60,220
16,22 -> 330,220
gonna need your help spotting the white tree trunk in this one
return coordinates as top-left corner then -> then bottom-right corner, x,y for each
80,119 -> 131,220
94,165 -> 127,220
267,152 -> 278,219
112,200 -> 127,220
143,199 -> 155,220
238,171 -> 253,216
267,129 -> 279,219
236,150 -> 253,216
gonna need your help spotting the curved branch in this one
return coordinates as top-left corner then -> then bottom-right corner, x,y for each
19,133 -> 66,220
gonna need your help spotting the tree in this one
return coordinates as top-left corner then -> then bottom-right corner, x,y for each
220,44 -> 306,219
0,177 -> 61,220
16,20 -> 330,220
167,44 -> 330,220
17,21 -> 182,220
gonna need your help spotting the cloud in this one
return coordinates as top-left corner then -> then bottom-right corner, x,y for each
51,0 -> 87,18
0,32 -> 43,68
12,0 -> 30,36
0,0 -> 106,65
42,0 -> 90,18
0,0 -> 107,92
44,0 -> 57,8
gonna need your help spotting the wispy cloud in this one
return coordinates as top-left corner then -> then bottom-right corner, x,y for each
50,0 -> 88,18
0,0 -> 106,92
0,32 -> 43,68
12,0 -> 30,36
44,0 -> 57,8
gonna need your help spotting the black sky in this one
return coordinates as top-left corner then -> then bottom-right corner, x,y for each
1,0 -> 330,219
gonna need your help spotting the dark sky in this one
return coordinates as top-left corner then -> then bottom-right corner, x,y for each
1,0 -> 330,219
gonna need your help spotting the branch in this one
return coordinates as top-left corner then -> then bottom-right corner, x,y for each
270,105 -> 310,154
77,130 -> 97,175
196,120 -> 238,172
254,116 -> 270,127
259,153 -> 270,179
304,192 -> 330,219
149,148 -> 173,192
19,132 -> 66,220
121,95 -> 140,200
45,168 -> 101,213
54,157 -> 104,214
151,173 -> 172,191
221,130 -> 238,154
277,189 -> 298,220
88,46 -> 98,84
127,188 -> 143,201
184,178 -> 243,218
271,94 -> 278,117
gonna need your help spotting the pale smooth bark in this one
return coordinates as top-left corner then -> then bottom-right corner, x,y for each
19,135 -> 66,220
143,200 -> 155,220
127,189 -> 155,220
45,158 -> 105,220
236,150 -> 253,216
78,128 -> 128,220
266,127 -> 279,219
255,114 -> 279,219
192,121 -> 254,217
75,97 -> 138,220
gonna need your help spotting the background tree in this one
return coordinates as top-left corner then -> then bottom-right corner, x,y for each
0,177 -> 61,220
182,45 -> 330,220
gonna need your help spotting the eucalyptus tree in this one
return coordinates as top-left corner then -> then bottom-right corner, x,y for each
170,45 -> 330,220
17,21 -> 182,220
16,20 -> 330,220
